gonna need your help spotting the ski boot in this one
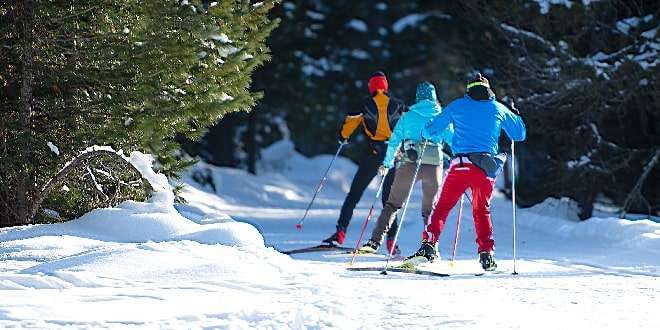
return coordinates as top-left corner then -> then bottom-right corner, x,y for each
479,251 -> 497,271
386,239 -> 401,256
357,239 -> 379,254
402,239 -> 437,267
322,228 -> 345,246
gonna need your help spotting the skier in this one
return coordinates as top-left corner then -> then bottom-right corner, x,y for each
322,71 -> 408,253
357,81 -> 453,256
409,73 -> 526,271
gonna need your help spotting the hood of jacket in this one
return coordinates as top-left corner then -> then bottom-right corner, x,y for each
409,99 -> 441,117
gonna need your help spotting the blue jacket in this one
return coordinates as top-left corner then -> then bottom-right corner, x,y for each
423,95 -> 526,155
383,82 -> 453,168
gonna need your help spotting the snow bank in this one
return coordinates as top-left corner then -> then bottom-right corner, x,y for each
259,140 -> 358,191
185,140 -> 360,209
0,150 -> 264,248
525,197 -> 581,221
519,198 -> 660,251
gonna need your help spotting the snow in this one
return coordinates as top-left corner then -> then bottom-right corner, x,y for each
616,17 -> 642,35
641,28 -> 658,39
1,141 -> 659,328
218,92 -> 233,102
210,33 -> 231,43
346,19 -> 368,32
501,23 -> 556,51
305,10 -> 325,21
218,45 -> 239,57
283,2 -> 295,11
567,155 -> 591,168
392,12 -> 452,34
296,52 -> 344,77
532,0 -> 602,14
533,0 -> 573,15
350,49 -> 370,60
46,141 -> 59,156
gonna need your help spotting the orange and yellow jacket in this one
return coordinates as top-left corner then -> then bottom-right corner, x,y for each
339,91 -> 408,146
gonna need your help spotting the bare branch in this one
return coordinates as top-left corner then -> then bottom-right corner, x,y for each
620,148 -> 660,218
29,149 -> 153,222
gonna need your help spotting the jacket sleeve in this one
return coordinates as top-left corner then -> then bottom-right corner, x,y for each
339,102 -> 364,139
423,104 -> 453,140
500,105 -> 526,142
440,123 -> 454,148
383,116 -> 405,168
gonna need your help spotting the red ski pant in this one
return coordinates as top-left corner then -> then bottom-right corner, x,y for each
424,163 -> 496,253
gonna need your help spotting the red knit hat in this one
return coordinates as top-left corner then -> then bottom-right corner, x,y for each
368,71 -> 388,94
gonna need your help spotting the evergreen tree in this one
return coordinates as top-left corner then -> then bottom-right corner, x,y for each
194,0 -> 658,219
200,0 -> 463,168
0,0 -> 279,226
458,0 -> 659,218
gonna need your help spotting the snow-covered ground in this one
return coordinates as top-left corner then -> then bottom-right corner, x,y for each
1,141 -> 658,329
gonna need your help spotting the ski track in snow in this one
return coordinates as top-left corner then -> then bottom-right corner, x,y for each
0,141 -> 658,329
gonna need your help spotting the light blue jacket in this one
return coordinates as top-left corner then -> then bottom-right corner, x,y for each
383,82 -> 453,168
423,95 -> 526,155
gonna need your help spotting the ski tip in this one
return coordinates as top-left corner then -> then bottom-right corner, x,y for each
295,223 -> 302,230
380,270 -> 388,275
449,261 -> 455,268
512,271 -> 519,275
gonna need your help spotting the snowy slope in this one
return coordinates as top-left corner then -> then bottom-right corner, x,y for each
1,141 -> 658,329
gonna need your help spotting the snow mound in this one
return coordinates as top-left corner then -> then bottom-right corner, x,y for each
0,150 -> 264,248
519,198 -> 660,251
259,139 -> 359,192
185,139 -> 362,209
525,197 -> 581,221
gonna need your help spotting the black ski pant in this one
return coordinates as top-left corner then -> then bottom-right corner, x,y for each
336,149 -> 398,241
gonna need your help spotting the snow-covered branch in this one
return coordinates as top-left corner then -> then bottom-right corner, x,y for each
31,147 -> 153,223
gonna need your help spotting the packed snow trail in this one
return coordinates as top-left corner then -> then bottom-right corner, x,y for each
0,142 -> 658,329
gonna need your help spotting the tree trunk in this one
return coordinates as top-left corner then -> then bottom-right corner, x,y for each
15,0 -> 35,225
246,110 -> 257,175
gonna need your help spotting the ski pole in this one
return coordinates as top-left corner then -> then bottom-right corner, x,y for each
349,173 -> 388,265
381,141 -> 428,275
511,141 -> 518,275
449,194 -> 465,268
296,141 -> 347,230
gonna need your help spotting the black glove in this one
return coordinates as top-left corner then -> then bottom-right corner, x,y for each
336,130 -> 347,144
508,100 -> 521,116
498,97 -> 521,116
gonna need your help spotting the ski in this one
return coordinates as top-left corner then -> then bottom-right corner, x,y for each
473,269 -> 510,276
347,265 -> 511,278
347,266 -> 450,277
280,244 -> 353,255
323,251 -> 405,261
